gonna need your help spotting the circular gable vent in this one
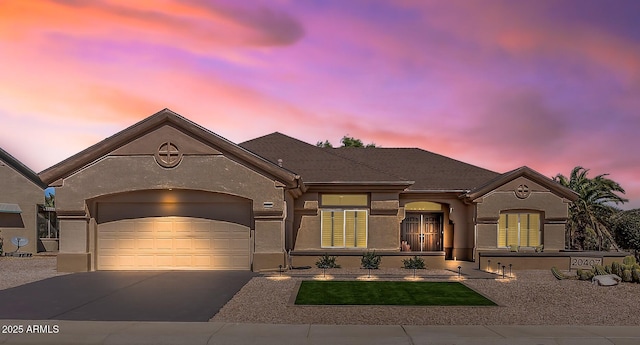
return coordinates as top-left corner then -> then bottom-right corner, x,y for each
155,141 -> 182,168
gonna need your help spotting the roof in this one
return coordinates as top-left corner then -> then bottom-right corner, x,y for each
464,166 -> 579,201
0,147 -> 47,189
241,133 -> 499,191
331,147 -> 500,191
39,109 -> 300,188
240,133 -> 410,185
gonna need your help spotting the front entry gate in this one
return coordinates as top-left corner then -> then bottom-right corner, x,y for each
401,213 -> 442,252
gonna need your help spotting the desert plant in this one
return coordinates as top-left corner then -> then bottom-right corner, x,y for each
551,267 -> 566,280
578,269 -> 595,281
402,256 -> 426,270
361,250 -> 381,269
623,255 -> 637,266
622,269 -> 633,282
632,268 -> 640,283
611,261 -> 622,276
315,253 -> 340,269
604,264 -> 612,274
593,264 -> 608,276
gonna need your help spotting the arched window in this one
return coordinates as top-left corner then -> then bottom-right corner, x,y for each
498,212 -> 541,248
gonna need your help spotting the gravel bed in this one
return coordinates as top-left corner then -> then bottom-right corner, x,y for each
211,269 -> 640,325
0,256 -> 68,290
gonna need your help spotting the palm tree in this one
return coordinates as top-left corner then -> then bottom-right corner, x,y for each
553,166 -> 627,251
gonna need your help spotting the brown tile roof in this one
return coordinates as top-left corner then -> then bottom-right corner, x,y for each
241,133 -> 500,191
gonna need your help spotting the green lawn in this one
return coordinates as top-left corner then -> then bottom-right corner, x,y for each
294,281 -> 496,306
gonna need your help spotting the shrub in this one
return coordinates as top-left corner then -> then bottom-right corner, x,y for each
361,250 -> 381,269
402,256 -> 426,270
315,253 -> 340,269
632,268 -> 640,283
623,255 -> 637,266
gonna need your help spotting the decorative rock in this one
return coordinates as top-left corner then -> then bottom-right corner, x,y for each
592,274 -> 622,286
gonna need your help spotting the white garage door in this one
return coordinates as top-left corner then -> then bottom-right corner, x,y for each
97,216 -> 250,270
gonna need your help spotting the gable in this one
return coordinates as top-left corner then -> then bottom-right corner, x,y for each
464,166 -> 578,202
110,125 -> 221,156
39,109 -> 299,189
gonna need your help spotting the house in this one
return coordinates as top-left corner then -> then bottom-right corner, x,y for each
0,148 -> 48,255
37,109 -> 588,272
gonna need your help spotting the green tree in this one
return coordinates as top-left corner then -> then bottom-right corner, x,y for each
44,193 -> 55,208
316,136 -> 376,148
553,166 -> 627,251
611,209 -> 640,261
315,140 -> 333,148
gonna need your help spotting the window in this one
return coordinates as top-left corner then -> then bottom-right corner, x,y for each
37,205 -> 59,239
498,212 -> 540,248
321,194 -> 368,207
321,210 -> 367,248
320,194 -> 368,248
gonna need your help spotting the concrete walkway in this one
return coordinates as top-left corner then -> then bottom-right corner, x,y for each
1,321 -> 639,345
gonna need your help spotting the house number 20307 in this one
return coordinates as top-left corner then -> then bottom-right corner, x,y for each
570,257 -> 602,269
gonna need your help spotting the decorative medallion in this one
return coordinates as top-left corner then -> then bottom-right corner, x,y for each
155,141 -> 182,168
515,184 -> 531,199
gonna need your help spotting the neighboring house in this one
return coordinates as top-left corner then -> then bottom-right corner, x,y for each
37,109 -> 585,272
0,148 -> 48,254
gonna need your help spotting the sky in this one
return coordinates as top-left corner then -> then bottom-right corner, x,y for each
0,0 -> 638,209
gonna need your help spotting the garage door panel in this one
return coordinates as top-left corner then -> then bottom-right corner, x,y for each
136,238 -> 154,250
231,239 -> 250,249
100,239 -> 118,249
155,238 -> 173,250
192,221 -> 210,232
192,256 -> 212,267
194,239 -> 211,249
174,238 -> 192,249
97,216 -> 250,270
212,239 -> 230,249
136,255 -> 155,267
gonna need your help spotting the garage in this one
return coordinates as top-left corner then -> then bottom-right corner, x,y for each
93,190 -> 254,271
97,216 -> 250,270
39,111 -> 300,272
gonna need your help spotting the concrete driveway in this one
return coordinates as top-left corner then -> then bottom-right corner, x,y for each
0,271 -> 255,322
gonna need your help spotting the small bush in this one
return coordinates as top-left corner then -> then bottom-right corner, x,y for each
361,250 -> 381,269
402,256 -> 426,269
315,253 -> 340,269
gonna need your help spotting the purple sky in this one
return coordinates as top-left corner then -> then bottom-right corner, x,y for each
1,0 -> 638,208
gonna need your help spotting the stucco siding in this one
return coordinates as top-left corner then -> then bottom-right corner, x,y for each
543,223 -> 565,251
56,155 -> 284,213
476,190 -> 569,221
254,220 -> 283,253
59,219 -> 88,254
367,215 -> 400,250
0,164 -> 43,253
